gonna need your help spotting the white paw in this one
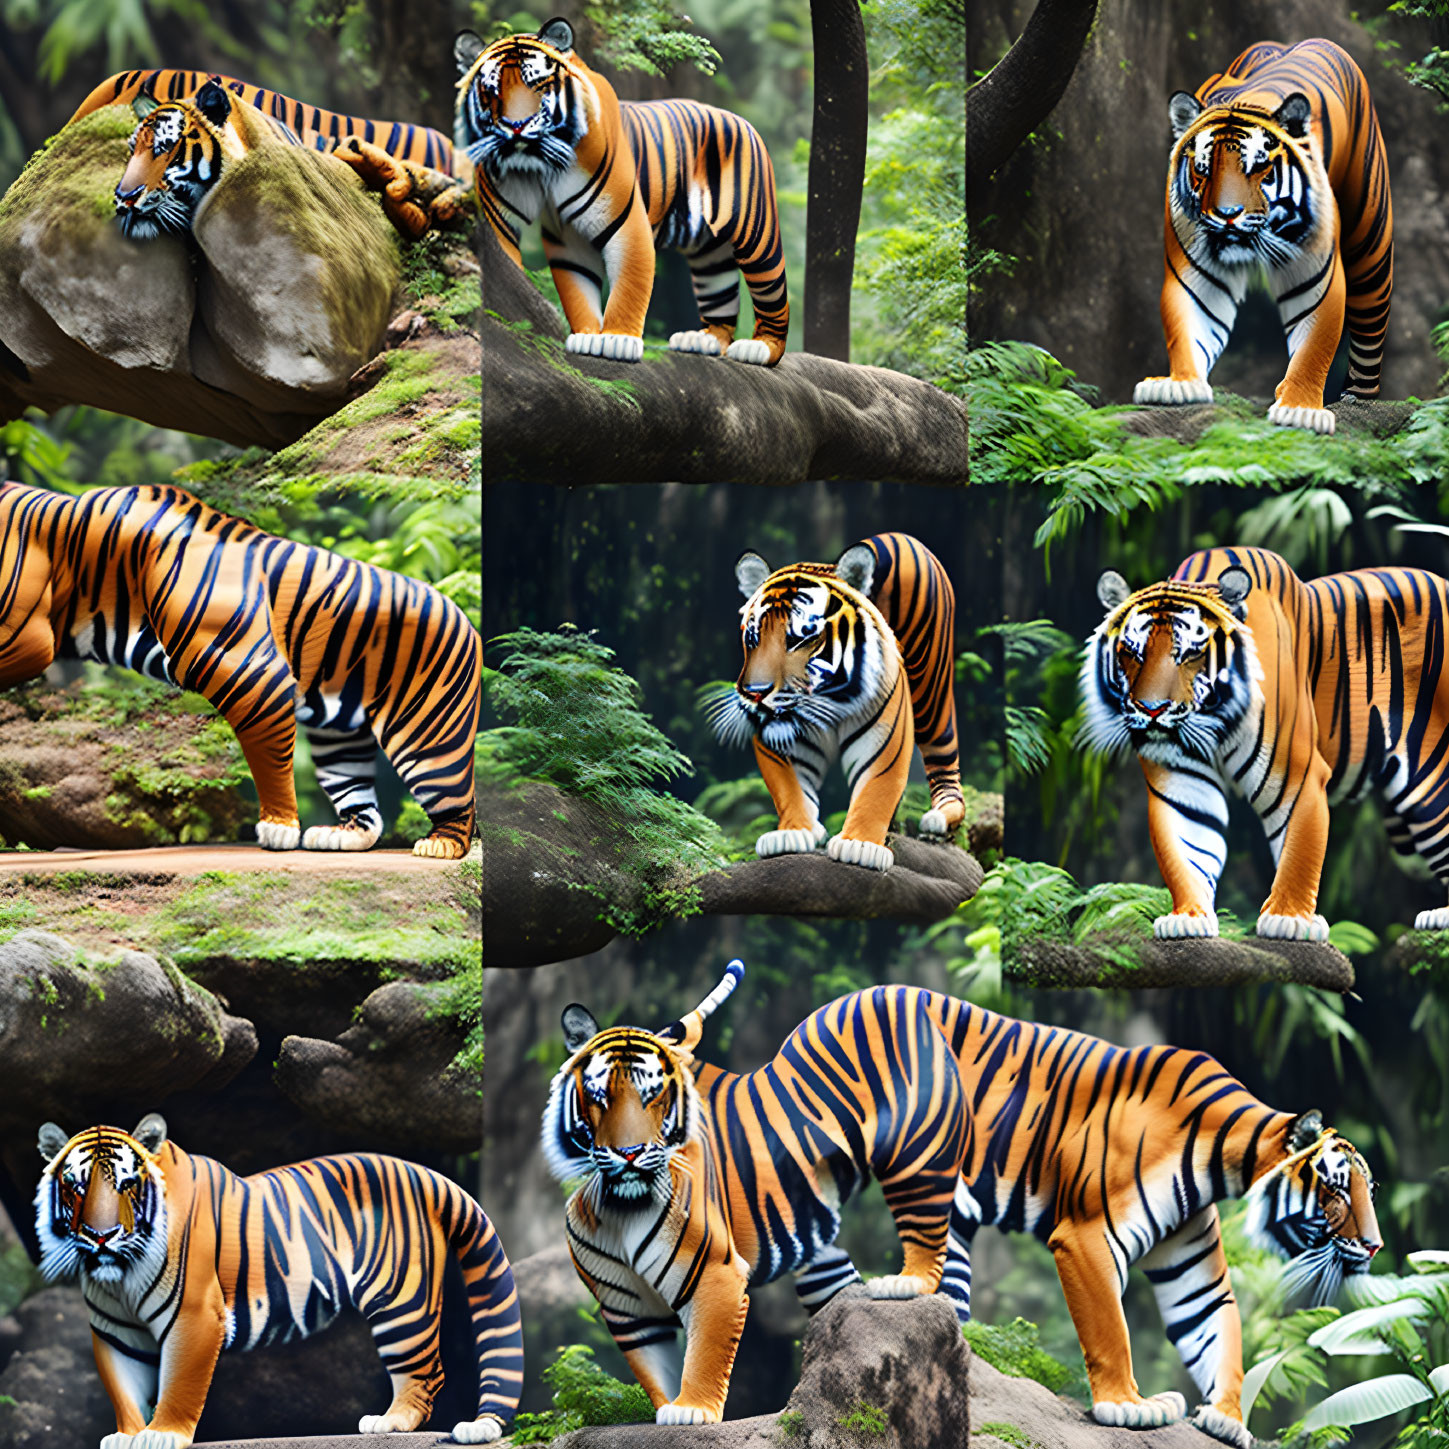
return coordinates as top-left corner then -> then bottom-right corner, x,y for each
756,826 -> 825,858
100,1436 -> 137,1449
255,819 -> 301,850
1267,402 -> 1335,435
1191,1406 -> 1253,1449
1256,912 -> 1330,942
827,835 -> 894,871
566,331 -> 643,363
919,808 -> 949,839
668,329 -> 722,356
449,1417 -> 505,1444
1416,907 -> 1449,931
866,1273 -> 929,1298
726,338 -> 772,365
302,822 -> 381,852
1152,911 -> 1218,939
656,1404 -> 719,1426
1092,1392 -> 1187,1429
1133,377 -> 1212,405
128,1434 -> 191,1449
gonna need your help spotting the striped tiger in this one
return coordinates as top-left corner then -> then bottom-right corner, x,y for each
36,1116 -> 521,1446
1134,39 -> 1394,434
456,19 -> 789,366
86,76 -> 467,240
1082,545 -> 1449,938
705,531 -> 965,873
542,961 -> 1380,1445
0,480 -> 479,858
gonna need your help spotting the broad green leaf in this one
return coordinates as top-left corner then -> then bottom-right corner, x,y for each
1301,1375 -> 1434,1429
1242,1349 -> 1291,1420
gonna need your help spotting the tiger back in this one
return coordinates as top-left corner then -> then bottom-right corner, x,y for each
1134,38 -> 1393,433
707,530 -> 964,873
36,1116 -> 521,1445
457,18 -> 788,366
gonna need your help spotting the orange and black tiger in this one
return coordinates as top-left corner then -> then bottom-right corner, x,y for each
1135,39 -> 1393,433
0,480 -> 479,858
1083,545 -> 1449,938
457,18 -> 788,366
706,531 -> 965,872
543,961 -> 1379,1445
37,1116 -> 521,1444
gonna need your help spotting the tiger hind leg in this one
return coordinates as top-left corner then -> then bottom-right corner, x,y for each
938,1178 -> 982,1322
670,237 -> 739,359
300,723 -> 384,851
357,1300 -> 444,1433
793,1244 -> 863,1312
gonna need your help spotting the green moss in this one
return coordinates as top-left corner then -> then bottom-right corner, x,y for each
777,1410 -> 805,1438
837,1403 -> 889,1436
963,1319 -> 1080,1397
979,1423 -> 1039,1449
509,1346 -> 654,1443
0,107 -> 135,236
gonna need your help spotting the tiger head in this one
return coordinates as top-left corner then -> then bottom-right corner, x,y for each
1079,564 -> 1261,762
114,80 -> 236,239
541,962 -> 743,1213
1247,1110 -> 1381,1306
455,18 -> 590,180
1166,91 -> 1318,267
706,544 -> 893,752
35,1114 -> 169,1286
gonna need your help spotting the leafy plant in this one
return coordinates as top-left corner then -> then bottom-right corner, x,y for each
509,1344 -> 655,1443
963,1317 -> 1086,1399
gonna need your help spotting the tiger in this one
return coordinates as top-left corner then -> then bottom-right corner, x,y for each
1134,39 -> 1394,435
91,76 -> 467,240
456,18 -> 789,366
0,480 -> 480,858
36,1116 -> 521,1446
542,959 -> 1380,1446
1082,544 -> 1449,939
705,531 -> 965,873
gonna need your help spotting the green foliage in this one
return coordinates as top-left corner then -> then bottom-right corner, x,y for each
509,1345 -> 654,1443
963,1317 -> 1083,1398
837,1401 -> 889,1435
1387,3 -> 1449,108
0,1237 -> 41,1315
583,0 -> 721,76
978,1424 -> 1038,1449
485,627 -> 726,935
777,1409 -> 806,1438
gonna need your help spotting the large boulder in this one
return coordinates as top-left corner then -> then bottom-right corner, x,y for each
0,100 -> 400,447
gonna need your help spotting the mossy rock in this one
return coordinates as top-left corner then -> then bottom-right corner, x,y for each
0,99 -> 401,447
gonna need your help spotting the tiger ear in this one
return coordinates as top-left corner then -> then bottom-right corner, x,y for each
131,1114 -> 168,1154
735,551 -> 771,599
1274,92 -> 1312,139
538,17 -> 575,55
1097,570 -> 1131,612
130,94 -> 161,121
561,1004 -> 599,1055
835,543 -> 876,597
1168,90 -> 1201,140
455,30 -> 485,75
38,1122 -> 69,1164
1288,1108 -> 1325,1154
1216,565 -> 1252,614
194,80 -> 231,128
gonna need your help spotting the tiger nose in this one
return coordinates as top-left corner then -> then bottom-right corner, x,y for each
1364,1236 -> 1382,1258
114,185 -> 143,206
739,683 -> 770,702
1215,204 -> 1244,220
620,1144 -> 647,1161
1136,699 -> 1172,718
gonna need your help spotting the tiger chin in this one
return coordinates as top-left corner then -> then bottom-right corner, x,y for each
456,19 -> 789,367
1134,39 -> 1393,434
706,532 -> 967,873
36,1115 -> 520,1447
1082,544 -> 1449,939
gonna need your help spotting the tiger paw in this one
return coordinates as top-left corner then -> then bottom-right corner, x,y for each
255,819 -> 301,851
827,835 -> 894,872
449,1416 -> 505,1444
756,825 -> 826,858
919,808 -> 951,840
1133,377 -> 1212,406
656,1404 -> 721,1426
1415,907 -> 1449,931
1256,911 -> 1329,942
1267,401 -> 1335,435
866,1273 -> 930,1298
566,332 -> 644,363
125,1433 -> 192,1449
1092,1391 -> 1187,1429
302,817 -> 382,852
669,329 -> 722,357
414,833 -> 469,860
359,1410 -> 423,1434
100,1435 -> 139,1449
1191,1405 -> 1254,1449
726,338 -> 777,366
1153,910 -> 1218,939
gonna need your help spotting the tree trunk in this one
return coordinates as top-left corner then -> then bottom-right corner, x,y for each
966,0 -> 1099,208
805,0 -> 869,361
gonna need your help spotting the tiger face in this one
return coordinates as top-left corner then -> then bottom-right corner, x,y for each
1167,92 -> 1316,268
1247,1111 -> 1381,1306
459,18 -> 588,180
115,80 -> 233,238
1080,565 -> 1260,762
543,1011 -> 701,1211
35,1115 -> 168,1286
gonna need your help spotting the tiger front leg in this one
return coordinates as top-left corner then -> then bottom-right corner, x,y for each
1268,252 -> 1346,435
549,201 -> 653,365
657,1262 -> 750,1425
670,237 -> 739,359
329,138 -> 430,239
830,673 -> 914,872
1141,757 -> 1229,937
1255,734 -> 1332,942
130,1293 -> 227,1448
93,1331 -> 156,1447
1133,254 -> 1237,407
752,736 -> 827,857
604,1308 -> 684,1411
